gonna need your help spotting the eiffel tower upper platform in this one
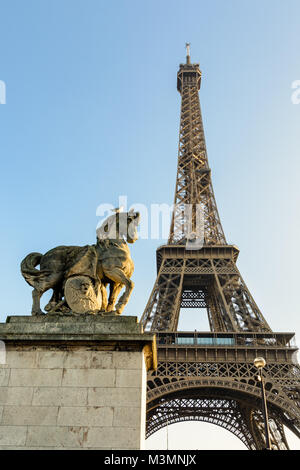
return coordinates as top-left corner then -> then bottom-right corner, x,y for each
141,46 -> 300,449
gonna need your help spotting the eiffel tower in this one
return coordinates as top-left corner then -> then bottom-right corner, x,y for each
141,45 -> 300,450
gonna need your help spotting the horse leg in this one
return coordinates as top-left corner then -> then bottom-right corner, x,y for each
32,288 -> 44,316
100,283 -> 108,311
106,281 -> 115,312
103,268 -> 134,314
107,282 -> 123,312
44,286 -> 63,312
32,271 -> 64,315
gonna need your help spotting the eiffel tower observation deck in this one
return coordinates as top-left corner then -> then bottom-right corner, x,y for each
141,45 -> 300,450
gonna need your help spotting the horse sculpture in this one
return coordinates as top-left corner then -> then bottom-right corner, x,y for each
20,210 -> 140,315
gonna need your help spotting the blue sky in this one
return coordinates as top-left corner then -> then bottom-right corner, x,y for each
0,0 -> 300,449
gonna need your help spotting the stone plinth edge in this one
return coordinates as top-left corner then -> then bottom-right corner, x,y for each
0,314 -> 157,371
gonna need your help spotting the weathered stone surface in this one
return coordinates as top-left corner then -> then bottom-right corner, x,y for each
61,368 -> 115,388
113,351 -> 144,370
26,425 -> 89,448
0,386 -> 33,405
9,368 -> 63,387
6,350 -> 38,368
0,316 -> 157,356
0,315 -> 156,370
2,405 -> 58,426
116,369 -> 143,388
0,314 -> 156,449
0,369 -> 10,387
57,406 -> 113,427
87,387 -> 141,407
84,426 -> 141,449
113,407 -> 142,427
90,351 -> 113,369
0,426 -> 27,446
37,350 -> 66,368
32,387 -> 88,407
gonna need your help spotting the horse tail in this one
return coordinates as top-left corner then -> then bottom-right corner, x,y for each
20,252 -> 43,288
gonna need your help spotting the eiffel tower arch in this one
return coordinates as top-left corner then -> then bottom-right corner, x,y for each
141,46 -> 300,450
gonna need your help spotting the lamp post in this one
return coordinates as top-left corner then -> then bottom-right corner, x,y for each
254,357 -> 271,450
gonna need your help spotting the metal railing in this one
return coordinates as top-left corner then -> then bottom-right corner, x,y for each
156,331 -> 297,349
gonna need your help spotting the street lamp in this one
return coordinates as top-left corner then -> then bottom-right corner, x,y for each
254,357 -> 271,450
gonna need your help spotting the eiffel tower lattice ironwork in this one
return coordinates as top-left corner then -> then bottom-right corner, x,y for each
141,46 -> 300,450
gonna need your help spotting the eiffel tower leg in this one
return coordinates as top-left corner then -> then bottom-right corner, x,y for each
141,258 -> 185,331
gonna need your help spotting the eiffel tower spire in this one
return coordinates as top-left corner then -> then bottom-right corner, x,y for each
169,47 -> 226,246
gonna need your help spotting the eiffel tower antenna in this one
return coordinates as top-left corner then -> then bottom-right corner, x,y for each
143,48 -> 300,449
185,42 -> 191,64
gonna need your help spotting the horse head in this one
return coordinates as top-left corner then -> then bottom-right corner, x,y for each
126,209 -> 140,243
96,209 -> 140,243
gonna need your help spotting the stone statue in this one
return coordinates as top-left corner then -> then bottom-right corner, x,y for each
20,210 -> 140,316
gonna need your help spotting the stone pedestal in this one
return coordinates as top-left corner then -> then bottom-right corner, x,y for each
0,314 -> 157,450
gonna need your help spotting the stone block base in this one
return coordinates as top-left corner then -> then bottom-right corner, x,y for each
0,314 -> 156,449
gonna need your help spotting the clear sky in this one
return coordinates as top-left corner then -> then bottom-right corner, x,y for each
0,0 -> 300,450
